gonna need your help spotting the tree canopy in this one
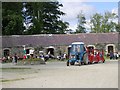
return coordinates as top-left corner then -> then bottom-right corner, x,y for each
76,11 -> 119,33
90,12 -> 118,33
76,11 -> 86,33
2,2 -> 25,35
2,2 -> 69,35
2,2 -> 119,35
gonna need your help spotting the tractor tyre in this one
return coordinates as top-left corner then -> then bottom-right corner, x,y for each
70,62 -> 74,65
78,61 -> 81,66
67,60 -> 69,66
103,60 -> 105,63
89,62 -> 92,64
83,53 -> 89,65
95,62 -> 98,64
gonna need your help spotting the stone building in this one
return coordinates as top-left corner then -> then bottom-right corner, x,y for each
1,32 -> 120,58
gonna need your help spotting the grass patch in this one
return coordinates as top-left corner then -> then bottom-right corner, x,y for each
1,78 -> 25,82
1,67 -> 31,70
104,55 -> 110,60
1,67 -> 32,73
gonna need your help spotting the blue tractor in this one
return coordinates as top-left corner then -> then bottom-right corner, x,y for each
67,42 -> 89,66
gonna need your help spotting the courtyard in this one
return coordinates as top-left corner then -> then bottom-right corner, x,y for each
0,59 -> 118,88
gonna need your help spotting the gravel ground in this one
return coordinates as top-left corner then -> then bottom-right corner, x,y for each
1,60 -> 118,88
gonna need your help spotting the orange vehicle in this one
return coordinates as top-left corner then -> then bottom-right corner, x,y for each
87,48 -> 105,64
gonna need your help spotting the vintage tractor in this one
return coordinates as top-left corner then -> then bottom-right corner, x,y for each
67,42 -> 105,66
67,42 -> 89,66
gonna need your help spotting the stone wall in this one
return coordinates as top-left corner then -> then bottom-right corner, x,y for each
1,43 -> 119,58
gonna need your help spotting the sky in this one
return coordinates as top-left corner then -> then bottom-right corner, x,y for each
58,0 -> 119,32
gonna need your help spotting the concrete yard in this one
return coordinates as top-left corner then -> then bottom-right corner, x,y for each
0,60 -> 118,88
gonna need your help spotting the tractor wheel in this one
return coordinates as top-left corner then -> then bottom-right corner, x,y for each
67,60 -> 69,66
78,61 -> 81,66
95,62 -> 98,64
70,62 -> 74,65
89,62 -> 92,64
83,53 -> 89,65
103,60 -> 105,63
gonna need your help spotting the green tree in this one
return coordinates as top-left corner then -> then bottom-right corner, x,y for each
24,2 -> 69,34
101,12 -> 117,32
90,13 -> 102,33
116,23 -> 120,33
2,2 -> 69,35
90,12 -> 118,33
2,2 -> 25,35
76,11 -> 86,33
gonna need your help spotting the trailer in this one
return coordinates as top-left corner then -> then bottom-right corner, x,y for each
87,48 -> 105,64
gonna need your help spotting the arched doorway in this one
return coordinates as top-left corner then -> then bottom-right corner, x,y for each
87,45 -> 95,50
26,49 -> 30,54
3,49 -> 10,57
106,44 -> 115,55
47,46 -> 54,55
25,47 -> 34,58
68,45 -> 71,58
108,46 -> 114,53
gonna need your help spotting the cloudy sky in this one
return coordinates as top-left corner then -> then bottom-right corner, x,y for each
58,0 -> 119,32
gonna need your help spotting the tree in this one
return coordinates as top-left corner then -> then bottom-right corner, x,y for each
101,12 -> 117,32
24,2 -> 69,34
2,2 -> 25,35
90,12 -> 118,33
2,2 -> 69,35
76,11 -> 86,33
90,13 -> 102,33
116,23 -> 120,33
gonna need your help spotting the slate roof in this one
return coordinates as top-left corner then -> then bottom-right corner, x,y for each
2,33 -> 120,48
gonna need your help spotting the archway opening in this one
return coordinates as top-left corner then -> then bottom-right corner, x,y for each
87,46 -> 94,52
4,49 -> 10,57
26,49 -> 30,54
47,48 -> 54,55
108,46 -> 114,53
87,46 -> 95,54
68,46 -> 71,58
87,46 -> 94,50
